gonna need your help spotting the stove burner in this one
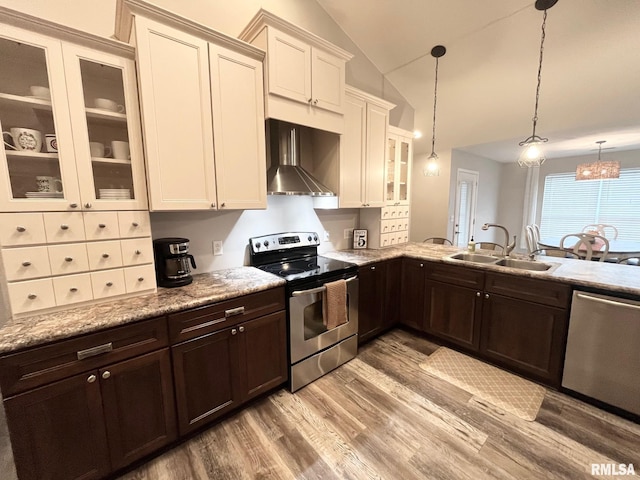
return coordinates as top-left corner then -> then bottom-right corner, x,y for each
279,268 -> 305,276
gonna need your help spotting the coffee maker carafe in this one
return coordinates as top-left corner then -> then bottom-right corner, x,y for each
153,238 -> 197,287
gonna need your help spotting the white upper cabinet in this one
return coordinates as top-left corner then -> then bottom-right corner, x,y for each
120,2 -> 267,211
240,9 -> 352,134
340,86 -> 394,208
0,13 -> 147,213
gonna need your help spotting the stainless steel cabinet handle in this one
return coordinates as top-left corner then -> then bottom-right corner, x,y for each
102,371 -> 111,380
69,203 -> 78,209
485,293 -> 490,299
102,253 -> 109,258
106,282 -> 113,287
132,222 -> 139,227
419,263 -> 424,268
137,277 -> 144,282
65,257 -> 73,262
231,328 -> 237,335
27,293 -> 37,300
87,375 -> 96,383
225,306 -> 245,317
60,224 -> 69,230
16,226 -> 26,232
85,203 -> 92,208
239,326 -> 245,333
134,250 -> 141,255
575,292 -> 640,311
70,287 -> 78,293
371,266 -> 376,270
292,276 -> 358,296
77,342 -> 113,360
22,261 -> 31,267
98,223 -> 106,229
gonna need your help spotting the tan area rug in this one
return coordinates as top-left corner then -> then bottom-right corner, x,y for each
420,347 -> 546,421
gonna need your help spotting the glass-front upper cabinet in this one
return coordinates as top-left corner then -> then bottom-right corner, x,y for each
62,45 -> 147,211
0,26 -> 81,212
386,126 -> 413,206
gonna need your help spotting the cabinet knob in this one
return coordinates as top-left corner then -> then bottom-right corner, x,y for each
132,222 -> 139,227
70,287 -> 78,293
16,226 -> 26,232
69,203 -> 78,209
137,277 -> 144,282
239,326 -> 245,333
313,99 -> 319,105
134,250 -> 141,255
21,261 -> 32,267
98,223 -> 106,229
60,224 -> 69,230
102,371 -> 111,380
27,293 -> 37,300
420,263 -> 424,268
231,328 -> 237,335
87,374 -> 97,383
106,282 -> 113,287
308,98 -> 313,103
220,202 -> 226,208
371,266 -> 376,270
85,203 -> 92,208
102,253 -> 109,259
485,293 -> 490,299
65,256 -> 73,262
476,292 -> 481,297
211,203 -> 216,208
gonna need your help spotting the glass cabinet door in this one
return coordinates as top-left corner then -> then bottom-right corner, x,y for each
62,45 -> 147,211
386,136 -> 397,204
398,137 -> 410,203
0,28 -> 81,212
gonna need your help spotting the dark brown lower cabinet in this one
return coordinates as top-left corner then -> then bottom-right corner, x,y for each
399,258 -> 426,330
4,348 -> 176,480
358,259 -> 402,344
171,311 -> 287,435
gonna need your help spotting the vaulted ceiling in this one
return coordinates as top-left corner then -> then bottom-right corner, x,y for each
317,0 -> 640,161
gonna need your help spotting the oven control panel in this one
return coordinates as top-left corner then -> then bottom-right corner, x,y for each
249,232 -> 320,254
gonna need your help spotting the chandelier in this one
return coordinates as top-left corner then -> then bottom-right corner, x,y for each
424,45 -> 446,176
518,0 -> 558,168
575,140 -> 620,181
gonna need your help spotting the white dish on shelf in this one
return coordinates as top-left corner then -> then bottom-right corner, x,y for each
25,191 -> 64,198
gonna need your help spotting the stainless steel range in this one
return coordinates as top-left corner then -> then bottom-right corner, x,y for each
249,232 -> 359,391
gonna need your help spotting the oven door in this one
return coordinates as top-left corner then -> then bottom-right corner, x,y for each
289,275 -> 358,364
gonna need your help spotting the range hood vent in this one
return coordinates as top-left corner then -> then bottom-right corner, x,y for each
267,120 -> 334,196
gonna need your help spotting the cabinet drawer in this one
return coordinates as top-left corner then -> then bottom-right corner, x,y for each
485,272 -> 571,308
7,278 -> 56,315
90,269 -> 126,299
86,240 -> 123,270
118,211 -> 151,238
381,233 -> 391,248
381,219 -> 393,234
53,273 -> 94,306
426,263 -> 485,289
381,207 -> 393,220
0,213 -> 46,246
2,246 -> 51,281
168,287 -> 286,344
83,212 -> 120,241
123,265 -> 156,293
48,243 -> 90,276
396,205 -> 410,218
43,212 -> 86,244
121,237 -> 153,266
0,317 -> 168,396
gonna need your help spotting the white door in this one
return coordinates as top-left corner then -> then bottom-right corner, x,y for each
453,169 -> 478,247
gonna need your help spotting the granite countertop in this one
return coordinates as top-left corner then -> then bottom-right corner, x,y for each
323,242 -> 640,297
0,267 -> 285,354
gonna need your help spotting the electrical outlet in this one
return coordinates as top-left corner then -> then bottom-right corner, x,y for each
344,228 -> 354,239
323,230 -> 330,242
213,240 -> 223,256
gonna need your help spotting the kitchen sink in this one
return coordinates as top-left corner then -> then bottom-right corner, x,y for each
448,253 -> 500,264
494,258 -> 552,271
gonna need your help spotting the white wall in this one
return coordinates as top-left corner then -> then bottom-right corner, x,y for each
151,196 -> 359,271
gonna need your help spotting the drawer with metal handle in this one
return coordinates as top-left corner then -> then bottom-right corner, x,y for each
168,286 -> 286,344
0,316 -> 168,396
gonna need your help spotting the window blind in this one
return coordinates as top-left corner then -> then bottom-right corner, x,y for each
540,168 -> 640,241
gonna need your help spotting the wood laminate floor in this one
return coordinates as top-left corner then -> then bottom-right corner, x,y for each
117,329 -> 640,480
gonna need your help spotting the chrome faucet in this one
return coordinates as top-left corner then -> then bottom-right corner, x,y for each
481,223 -> 516,256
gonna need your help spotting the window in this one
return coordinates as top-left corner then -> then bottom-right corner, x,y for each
540,168 -> 640,240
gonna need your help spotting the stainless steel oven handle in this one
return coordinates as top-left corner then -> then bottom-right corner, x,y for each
291,275 -> 358,297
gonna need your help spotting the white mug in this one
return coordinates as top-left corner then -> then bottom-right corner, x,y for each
36,176 -> 63,193
94,97 -> 125,113
89,142 -> 112,158
111,140 -> 130,160
45,134 -> 58,153
3,128 -> 43,152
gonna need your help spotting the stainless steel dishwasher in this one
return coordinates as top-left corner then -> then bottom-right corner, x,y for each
562,291 -> 640,415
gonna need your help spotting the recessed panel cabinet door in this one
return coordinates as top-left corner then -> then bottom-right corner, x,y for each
364,102 -> 388,208
134,17 -> 216,210
209,43 -> 266,209
4,372 -> 110,480
339,93 -> 366,207
267,28 -> 311,104
311,47 -> 345,114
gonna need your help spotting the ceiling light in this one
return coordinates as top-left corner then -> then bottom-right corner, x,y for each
424,45 -> 446,177
413,130 -> 423,139
576,140 -> 620,181
518,0 -> 558,168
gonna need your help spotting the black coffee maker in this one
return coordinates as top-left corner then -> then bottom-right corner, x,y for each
153,238 -> 197,287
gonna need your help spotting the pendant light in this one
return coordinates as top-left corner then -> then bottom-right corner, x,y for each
424,45 -> 446,176
575,141 -> 620,181
518,0 -> 558,168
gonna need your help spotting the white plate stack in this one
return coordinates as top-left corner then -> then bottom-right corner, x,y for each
99,188 -> 131,200
25,191 -> 64,199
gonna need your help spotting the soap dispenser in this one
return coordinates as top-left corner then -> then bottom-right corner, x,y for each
467,236 -> 476,252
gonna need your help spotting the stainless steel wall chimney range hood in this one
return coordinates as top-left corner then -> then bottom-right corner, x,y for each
267,119 -> 334,196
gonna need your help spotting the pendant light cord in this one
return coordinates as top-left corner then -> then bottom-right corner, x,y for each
531,9 -> 548,138
431,57 -> 439,155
